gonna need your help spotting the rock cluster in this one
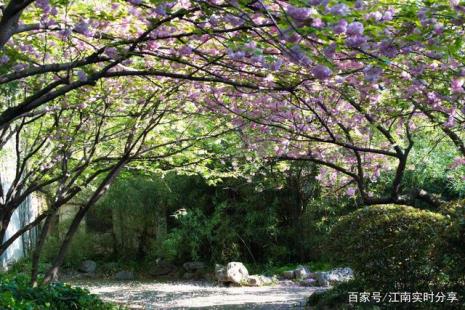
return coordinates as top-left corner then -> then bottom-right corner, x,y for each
215,262 -> 275,286
76,258 -> 352,288
280,265 -> 353,287
313,267 -> 354,287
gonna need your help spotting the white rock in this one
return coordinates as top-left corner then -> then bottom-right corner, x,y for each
294,265 -> 311,279
314,267 -> 353,286
215,262 -> 249,285
226,262 -> 249,284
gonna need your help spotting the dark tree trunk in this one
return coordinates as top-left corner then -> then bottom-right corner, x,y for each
0,1 -> 34,49
0,207 -> 13,255
43,159 -> 128,284
31,212 -> 56,286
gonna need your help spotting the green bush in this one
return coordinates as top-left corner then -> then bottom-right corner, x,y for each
327,204 -> 448,291
0,275 -> 119,310
298,196 -> 353,262
162,208 -> 211,263
42,227 -> 109,268
306,280 -> 457,309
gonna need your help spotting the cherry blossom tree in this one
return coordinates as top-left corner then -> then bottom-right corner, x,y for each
1,0 -> 465,283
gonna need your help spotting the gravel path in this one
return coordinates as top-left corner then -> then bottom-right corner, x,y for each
73,280 -> 324,309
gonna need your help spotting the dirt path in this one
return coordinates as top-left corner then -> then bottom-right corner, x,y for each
74,280 -> 324,309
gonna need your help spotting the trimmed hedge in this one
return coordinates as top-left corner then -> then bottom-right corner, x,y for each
327,204 -> 448,291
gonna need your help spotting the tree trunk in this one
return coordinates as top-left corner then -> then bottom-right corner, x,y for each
0,0 -> 34,50
43,158 -> 128,284
31,212 -> 56,286
0,207 -> 13,255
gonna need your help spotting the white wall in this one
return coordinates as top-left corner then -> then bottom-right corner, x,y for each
0,139 -> 40,269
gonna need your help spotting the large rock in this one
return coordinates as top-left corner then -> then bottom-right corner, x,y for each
215,262 -> 249,285
114,270 -> 135,281
78,260 -> 96,273
226,262 -> 249,284
314,267 -> 353,286
293,265 -> 311,279
150,261 -> 177,276
183,261 -> 206,272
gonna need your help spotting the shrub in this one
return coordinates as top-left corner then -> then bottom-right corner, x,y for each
327,204 -> 448,291
42,227 -> 109,268
306,280 -> 455,310
162,208 -> 211,263
307,280 -> 368,310
0,275 -> 119,310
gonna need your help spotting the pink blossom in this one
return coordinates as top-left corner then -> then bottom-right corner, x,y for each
346,35 -> 367,48
346,187 -> 356,196
383,9 -> 394,21
312,18 -> 325,28
444,108 -> 457,128
35,0 -> 50,12
179,45 -> 193,56
76,70 -> 87,81
328,4 -> 350,16
0,55 -> 9,64
312,65 -> 332,80
74,21 -> 92,36
451,78 -> 464,93
333,19 -> 348,34
286,6 -> 314,21
104,47 -> 119,59
346,22 -> 364,36
366,11 -> 383,21
450,157 -> 465,169
363,66 -> 383,83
